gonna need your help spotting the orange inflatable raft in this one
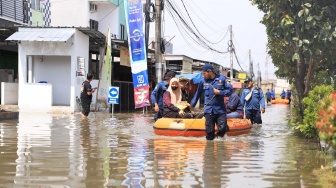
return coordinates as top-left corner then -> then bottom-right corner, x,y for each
271,98 -> 289,104
153,117 -> 252,137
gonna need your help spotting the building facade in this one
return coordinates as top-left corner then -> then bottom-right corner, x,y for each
2,0 -> 129,112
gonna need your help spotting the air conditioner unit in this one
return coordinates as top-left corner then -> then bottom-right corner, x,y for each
90,3 -> 97,12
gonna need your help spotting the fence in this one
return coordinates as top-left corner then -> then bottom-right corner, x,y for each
112,81 -> 142,113
0,0 -> 28,23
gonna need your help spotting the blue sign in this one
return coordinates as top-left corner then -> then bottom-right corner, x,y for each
108,87 -> 119,104
132,70 -> 149,88
108,98 -> 119,104
125,0 -> 145,62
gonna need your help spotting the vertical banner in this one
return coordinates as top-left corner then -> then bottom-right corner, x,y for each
124,0 -> 150,108
97,27 -> 112,109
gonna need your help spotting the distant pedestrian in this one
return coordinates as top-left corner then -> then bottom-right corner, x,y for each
265,89 -> 272,103
240,78 -> 265,124
271,89 -> 275,100
190,64 -> 232,140
286,89 -> 292,104
281,89 -> 286,99
80,73 -> 96,120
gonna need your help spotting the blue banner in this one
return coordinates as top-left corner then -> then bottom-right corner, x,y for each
125,0 -> 146,64
124,0 -> 150,108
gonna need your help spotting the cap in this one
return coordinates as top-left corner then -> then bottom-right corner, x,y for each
164,71 -> 176,80
202,64 -> 215,72
178,76 -> 188,82
244,78 -> 252,83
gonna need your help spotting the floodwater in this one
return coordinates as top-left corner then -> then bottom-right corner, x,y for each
0,104 -> 327,187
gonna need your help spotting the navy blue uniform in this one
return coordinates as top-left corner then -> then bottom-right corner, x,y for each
271,91 -> 275,100
286,90 -> 292,104
265,90 -> 272,103
190,75 -> 232,140
150,81 -> 169,121
240,87 -> 265,124
281,90 -> 286,99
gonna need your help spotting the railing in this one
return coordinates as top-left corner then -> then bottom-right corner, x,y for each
113,81 -> 138,113
0,0 -> 28,24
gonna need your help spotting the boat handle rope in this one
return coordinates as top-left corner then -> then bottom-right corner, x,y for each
177,94 -> 216,136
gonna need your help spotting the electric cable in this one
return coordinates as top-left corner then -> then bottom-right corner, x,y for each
179,0 -> 227,45
165,0 -> 229,54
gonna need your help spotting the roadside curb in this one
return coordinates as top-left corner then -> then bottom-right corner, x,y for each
0,111 -> 19,121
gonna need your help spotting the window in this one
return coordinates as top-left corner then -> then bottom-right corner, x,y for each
30,0 -> 41,11
90,19 -> 99,31
89,53 -> 100,79
120,24 -> 125,40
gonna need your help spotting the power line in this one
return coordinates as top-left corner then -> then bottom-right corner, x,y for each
165,0 -> 229,54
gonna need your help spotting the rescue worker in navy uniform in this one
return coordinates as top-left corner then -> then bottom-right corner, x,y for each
286,89 -> 292,104
190,64 -> 233,140
265,89 -> 272,103
150,71 -> 176,121
240,78 -> 265,124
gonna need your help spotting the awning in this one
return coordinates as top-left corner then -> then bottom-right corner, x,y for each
176,72 -> 203,84
6,30 -> 75,42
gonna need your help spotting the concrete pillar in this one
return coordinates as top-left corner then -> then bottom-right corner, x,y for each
28,56 -> 33,83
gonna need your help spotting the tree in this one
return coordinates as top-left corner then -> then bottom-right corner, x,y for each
251,0 -> 336,118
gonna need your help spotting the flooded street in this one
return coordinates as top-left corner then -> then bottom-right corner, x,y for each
0,104 -> 327,187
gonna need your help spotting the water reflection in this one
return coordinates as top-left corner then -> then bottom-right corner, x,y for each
0,106 -> 327,187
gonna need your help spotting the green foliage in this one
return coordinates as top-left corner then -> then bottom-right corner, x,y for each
295,85 -> 333,138
251,0 -> 336,117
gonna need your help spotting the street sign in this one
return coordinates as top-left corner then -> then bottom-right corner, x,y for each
108,86 -> 119,104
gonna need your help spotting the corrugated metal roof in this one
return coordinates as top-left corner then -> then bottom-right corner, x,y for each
6,30 -> 75,42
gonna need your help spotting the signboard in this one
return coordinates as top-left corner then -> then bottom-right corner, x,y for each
124,0 -> 150,108
108,86 -> 119,104
77,57 -> 85,76
237,72 -> 247,80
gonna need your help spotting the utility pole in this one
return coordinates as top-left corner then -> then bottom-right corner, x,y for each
229,25 -> 233,82
145,0 -> 151,89
265,44 -> 269,81
145,0 -> 150,59
155,0 -> 163,83
257,62 -> 261,87
249,49 -> 253,79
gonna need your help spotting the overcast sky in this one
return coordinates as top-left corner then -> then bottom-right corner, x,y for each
148,0 -> 277,79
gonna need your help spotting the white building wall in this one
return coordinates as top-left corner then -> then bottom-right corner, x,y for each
19,84 -> 53,111
50,0 -> 90,27
73,30 -> 91,111
34,56 -> 71,105
90,4 -> 119,36
1,82 -> 18,105
17,28 -> 89,112
274,78 -> 290,94
50,0 -> 119,37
